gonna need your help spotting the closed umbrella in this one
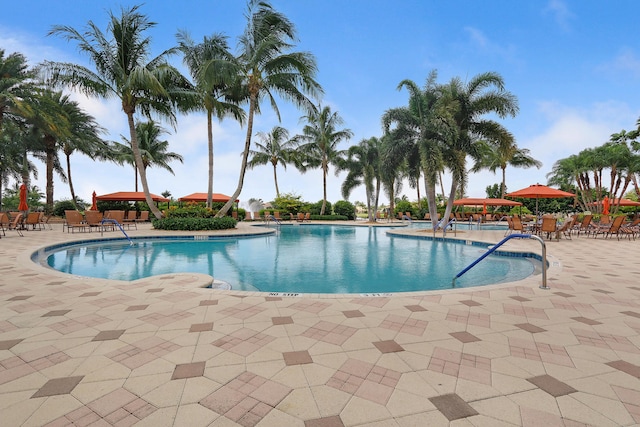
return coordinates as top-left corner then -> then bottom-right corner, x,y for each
505,184 -> 575,215
91,191 -> 98,211
602,196 -> 610,215
18,183 -> 29,212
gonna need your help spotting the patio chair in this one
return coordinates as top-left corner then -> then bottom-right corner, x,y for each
304,212 -> 311,221
85,210 -> 109,232
0,212 -> 9,236
38,212 -> 52,230
556,217 -> 575,240
539,216 -> 558,241
591,215 -> 631,240
136,211 -> 150,222
123,210 -> 138,229
574,214 -> 593,237
105,210 -> 128,229
297,212 -> 305,222
511,216 -> 530,234
244,211 -> 252,221
64,210 -> 89,233
25,212 -> 43,230
7,213 -> 24,236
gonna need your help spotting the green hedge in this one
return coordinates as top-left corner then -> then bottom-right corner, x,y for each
309,214 -> 349,221
152,217 -> 237,230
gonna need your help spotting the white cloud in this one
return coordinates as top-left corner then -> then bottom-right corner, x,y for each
543,0 -> 574,32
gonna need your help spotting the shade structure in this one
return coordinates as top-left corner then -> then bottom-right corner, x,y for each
505,184 -> 576,215
91,191 -> 98,211
178,192 -> 239,203
96,191 -> 169,202
18,183 -> 29,211
453,197 -> 522,207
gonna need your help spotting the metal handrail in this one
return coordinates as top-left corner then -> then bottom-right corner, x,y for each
100,218 -> 133,245
452,233 -> 548,289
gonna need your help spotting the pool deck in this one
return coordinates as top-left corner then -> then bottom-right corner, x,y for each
1,221 -> 639,426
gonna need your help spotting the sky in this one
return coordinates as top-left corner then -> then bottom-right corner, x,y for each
2,1 -> 640,211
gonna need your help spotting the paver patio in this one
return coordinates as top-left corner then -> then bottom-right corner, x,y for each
1,221 -> 639,426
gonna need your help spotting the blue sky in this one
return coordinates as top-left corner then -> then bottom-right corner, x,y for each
2,1 -> 640,209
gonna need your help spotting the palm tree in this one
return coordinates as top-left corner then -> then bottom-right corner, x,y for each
247,126 -> 297,198
215,0 -> 322,217
438,72 -> 519,222
472,130 -> 541,199
177,31 -> 245,208
112,121 -> 183,191
0,120 -> 37,209
339,136 -> 382,221
22,89 -> 73,212
382,71 -> 446,226
42,5 -> 192,219
0,49 -> 34,129
296,105 -> 353,215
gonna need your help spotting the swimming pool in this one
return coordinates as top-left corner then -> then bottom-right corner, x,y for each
40,225 -> 536,293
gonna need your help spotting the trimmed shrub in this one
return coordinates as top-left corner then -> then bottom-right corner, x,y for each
333,200 -> 355,220
309,215 -> 348,221
53,200 -> 77,217
152,216 -> 237,230
165,205 -> 215,218
310,200 -> 331,215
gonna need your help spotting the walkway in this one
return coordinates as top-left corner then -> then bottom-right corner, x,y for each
0,222 -> 639,426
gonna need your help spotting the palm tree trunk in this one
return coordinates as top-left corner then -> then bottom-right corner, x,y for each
216,95 -> 257,217
437,171 -> 446,206
273,163 -> 280,198
501,166 -> 507,199
45,135 -> 56,213
321,163 -> 327,216
207,111 -> 214,208
66,153 -> 78,209
127,111 -> 163,220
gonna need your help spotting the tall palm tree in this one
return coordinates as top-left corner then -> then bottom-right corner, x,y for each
296,105 -> 353,215
247,126 -> 297,198
42,5 -> 192,219
112,121 -> 183,191
339,136 -> 382,221
177,31 -> 245,208
438,72 -> 519,222
215,0 -> 322,217
22,89 -> 73,212
472,130 -> 541,199
0,120 -> 37,209
382,71 -> 447,226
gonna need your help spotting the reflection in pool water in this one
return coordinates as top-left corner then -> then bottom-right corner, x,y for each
43,225 -> 536,293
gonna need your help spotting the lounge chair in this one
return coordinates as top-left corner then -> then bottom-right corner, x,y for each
592,215 -> 633,240
123,210 -> 138,229
245,211 -> 252,221
574,214 -> 593,237
556,217 -> 575,240
64,210 -> 89,233
105,210 -> 128,229
7,213 -> 24,236
297,212 -> 305,222
135,211 -> 150,222
305,212 -> 311,222
85,210 -> 109,232
25,212 -> 43,230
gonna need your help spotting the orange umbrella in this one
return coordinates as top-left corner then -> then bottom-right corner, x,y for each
18,183 -> 29,211
505,184 -> 576,215
91,191 -> 98,211
602,196 -> 610,215
178,192 -> 239,203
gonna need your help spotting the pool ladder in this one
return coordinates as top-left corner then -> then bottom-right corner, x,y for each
452,233 -> 548,289
264,215 -> 281,230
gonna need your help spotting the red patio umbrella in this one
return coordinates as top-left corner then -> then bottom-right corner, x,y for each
91,191 -> 98,211
18,183 -> 29,212
177,192 -> 239,203
602,196 -> 610,215
505,184 -> 576,215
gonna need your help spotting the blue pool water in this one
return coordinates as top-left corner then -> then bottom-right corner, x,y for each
42,225 -> 536,293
